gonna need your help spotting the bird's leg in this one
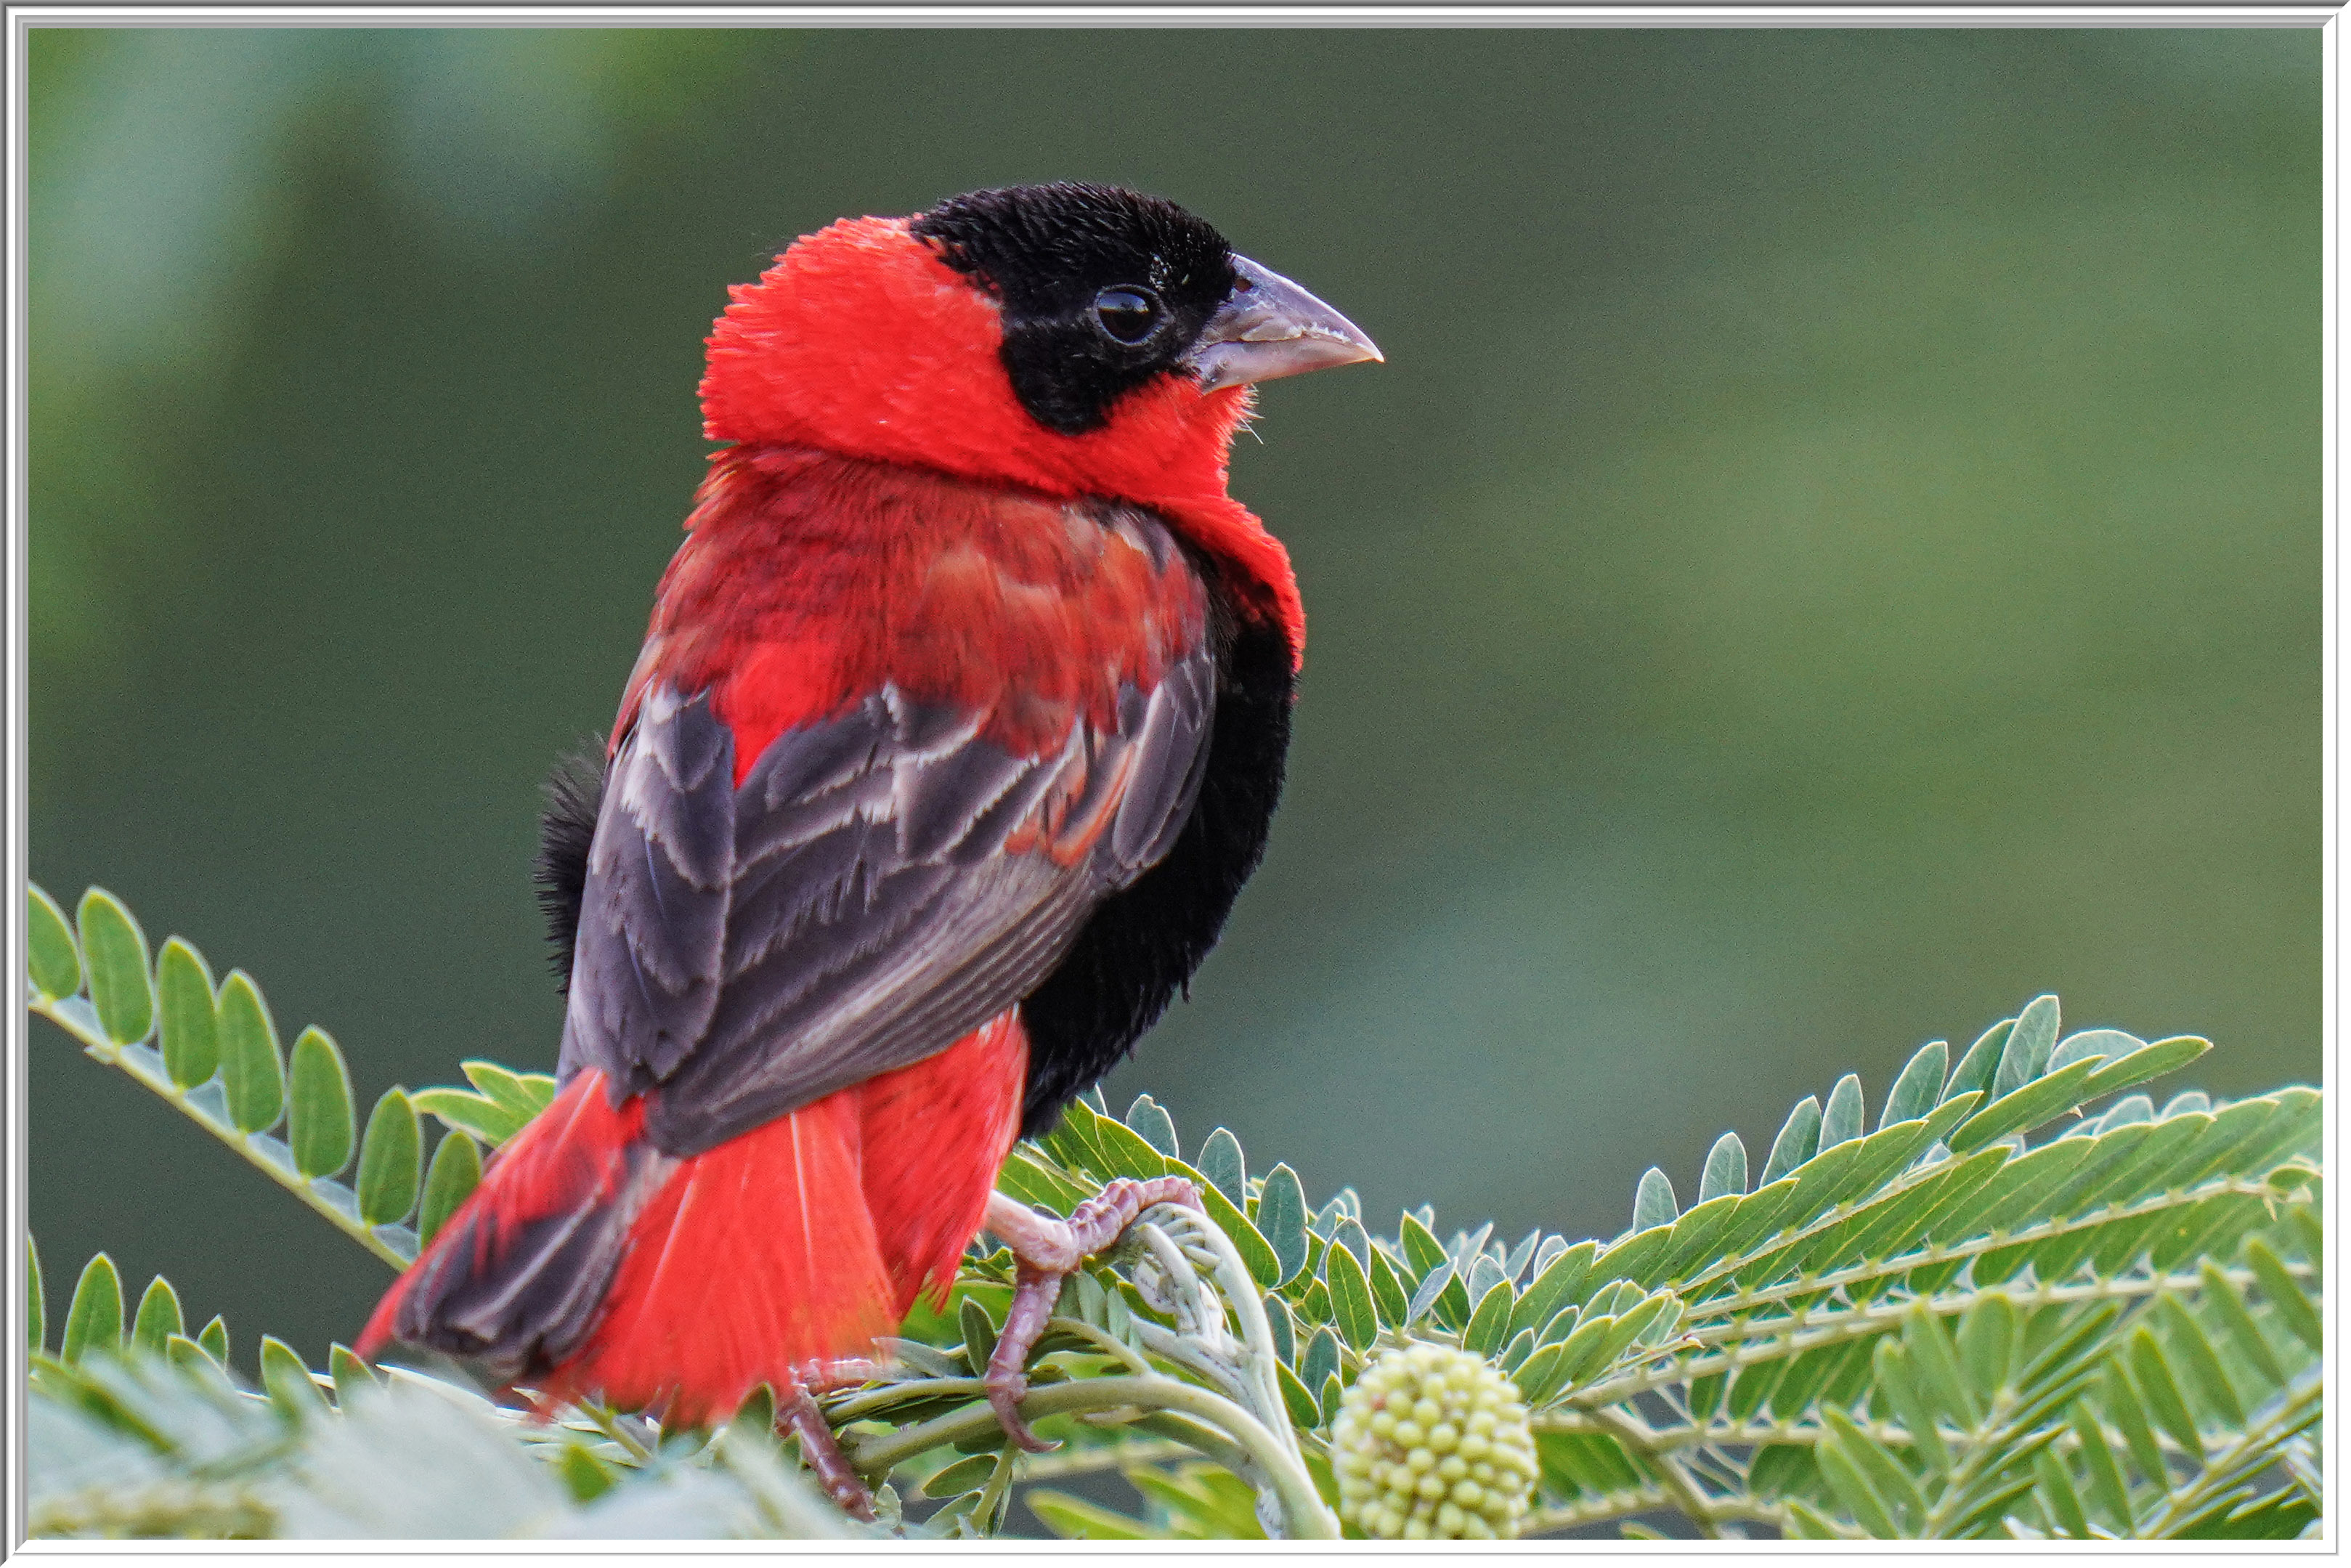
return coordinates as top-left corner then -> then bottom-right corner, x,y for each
779,1378 -> 877,1522
980,1177 -> 1201,1452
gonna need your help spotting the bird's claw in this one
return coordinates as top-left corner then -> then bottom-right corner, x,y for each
978,1177 -> 1203,1452
985,1368 -> 1057,1453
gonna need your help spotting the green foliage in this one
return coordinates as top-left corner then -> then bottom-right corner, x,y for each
62,1253 -> 123,1365
288,1030 -> 355,1181
25,885 -> 2324,1540
354,1090 -> 421,1228
23,884 -> 487,1271
413,1065 -> 556,1149
991,999 -> 2317,1542
25,1284 -> 869,1540
418,1130 -> 484,1246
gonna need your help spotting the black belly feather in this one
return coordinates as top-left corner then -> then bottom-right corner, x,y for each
1014,596 -> 1291,1134
532,571 -> 1294,1141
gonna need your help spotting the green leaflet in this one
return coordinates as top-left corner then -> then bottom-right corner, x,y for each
1087,1114 -> 1177,1182
2126,1328 -> 2204,1460
1366,1244 -> 1410,1328
1193,1171 -> 1282,1291
1945,1057 -> 2103,1155
1301,1325 -> 1340,1397
198,1315 -> 230,1367
1256,1163 -> 1310,1286
165,1332 -> 219,1380
1944,1016 -> 2013,1105
922,1453 -> 998,1499
27,884 -> 81,1002
1647,1193 -> 1742,1289
2152,1293 -> 2244,1428
1462,1277 -> 1515,1355
557,1444 -> 617,1504
1869,1339 -> 1949,1473
2197,1261 -> 2285,1386
418,1131 -> 484,1246
27,1237 -> 44,1353
1993,994 -> 2061,1100
62,1252 -> 123,1364
1264,1291 -> 1297,1365
459,1060 -> 556,1122
1821,1407 -> 1925,1535
2069,1400 -> 2134,1533
288,1027 -> 357,1180
356,1089 -> 423,1227
259,1334 -> 330,1422
216,971 -> 285,1134
329,1343 -> 378,1405
1027,1490 -> 1156,1541
1197,1126 -> 1246,1202
1323,1239 -> 1376,1352
997,1147 -> 1091,1214
76,888 -> 155,1046
411,1087 -> 529,1148
155,938 -> 222,1089
1508,1240 -> 1596,1342
1698,1132 -> 1747,1203
959,1295 -> 999,1373
2242,1239 -> 2320,1352
1276,1357 -> 1320,1429
2076,1036 -> 2212,1103
1759,1094 -> 1823,1186
1124,1094 -> 1179,1158
1819,1074 -> 1865,1151
1880,1039 -> 1947,1129
1901,1302 -> 1978,1431
1631,1167 -> 1677,1231
1397,1213 -> 1447,1280
131,1276 -> 184,1356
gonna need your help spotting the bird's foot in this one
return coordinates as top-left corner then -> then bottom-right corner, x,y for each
780,1379 -> 877,1522
980,1177 -> 1202,1452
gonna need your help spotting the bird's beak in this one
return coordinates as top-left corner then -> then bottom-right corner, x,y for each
1182,255 -> 1383,394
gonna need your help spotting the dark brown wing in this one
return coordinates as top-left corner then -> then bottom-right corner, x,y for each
556,657 -> 1214,1158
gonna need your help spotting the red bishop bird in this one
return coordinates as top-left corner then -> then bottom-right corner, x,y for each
359,182 -> 1379,1511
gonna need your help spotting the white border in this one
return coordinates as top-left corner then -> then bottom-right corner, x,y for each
1,7 -> 2336,1560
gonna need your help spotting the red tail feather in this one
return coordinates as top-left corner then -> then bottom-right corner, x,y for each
363,1015 -> 1028,1427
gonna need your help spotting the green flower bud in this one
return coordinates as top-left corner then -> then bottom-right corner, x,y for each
1332,1341 -> 1535,1540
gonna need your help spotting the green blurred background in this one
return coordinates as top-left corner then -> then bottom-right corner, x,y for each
28,27 -> 2319,1370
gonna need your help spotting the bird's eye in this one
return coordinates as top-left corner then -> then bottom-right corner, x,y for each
1093,287 -> 1161,344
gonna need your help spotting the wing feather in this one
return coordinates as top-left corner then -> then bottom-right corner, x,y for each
559,652 -> 1214,1159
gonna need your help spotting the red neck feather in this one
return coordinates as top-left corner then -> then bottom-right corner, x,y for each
697,217 -> 1304,662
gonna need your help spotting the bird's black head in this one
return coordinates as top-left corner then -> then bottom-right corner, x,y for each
912,183 -> 1241,437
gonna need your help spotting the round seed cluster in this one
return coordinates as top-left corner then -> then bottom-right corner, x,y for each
1331,1342 -> 1537,1539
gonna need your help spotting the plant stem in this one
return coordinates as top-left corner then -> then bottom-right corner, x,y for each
1582,1405 -> 1723,1540
1574,1262 -> 2306,1408
1678,1179 -> 2298,1329
1014,1436 -> 1194,1480
844,1374 -> 1339,1540
32,994 -> 413,1271
2140,1378 -> 2322,1537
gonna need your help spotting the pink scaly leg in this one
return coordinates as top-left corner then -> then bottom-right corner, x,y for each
980,1177 -> 1201,1452
781,1378 -> 877,1522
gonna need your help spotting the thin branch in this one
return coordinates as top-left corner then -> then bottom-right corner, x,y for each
1677,1179 -> 2297,1328
2140,1379 -> 2323,1538
842,1374 -> 1338,1540
1570,1263 -> 2309,1407
32,994 -> 414,1271
1580,1404 -> 1723,1540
